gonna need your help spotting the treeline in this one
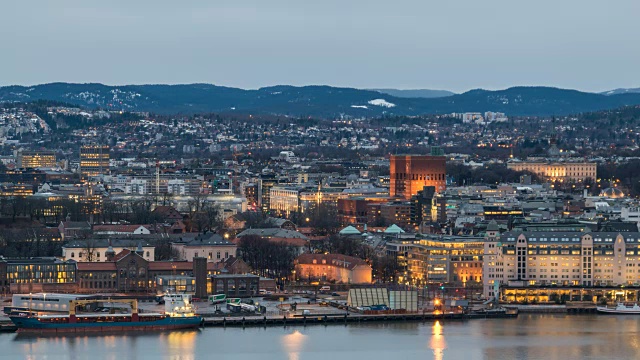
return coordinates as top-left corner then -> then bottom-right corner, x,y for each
103,196 -> 221,232
447,163 -> 541,186
0,229 -> 63,258
237,235 -> 298,281
597,160 -> 640,197
0,196 -> 98,223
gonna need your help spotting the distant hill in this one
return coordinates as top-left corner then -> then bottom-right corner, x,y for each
2,83 -> 640,117
371,88 -> 455,98
601,88 -> 640,96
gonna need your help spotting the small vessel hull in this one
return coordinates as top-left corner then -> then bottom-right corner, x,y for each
10,316 -> 203,334
596,307 -> 640,314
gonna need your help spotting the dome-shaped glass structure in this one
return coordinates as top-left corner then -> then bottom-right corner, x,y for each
599,187 -> 625,198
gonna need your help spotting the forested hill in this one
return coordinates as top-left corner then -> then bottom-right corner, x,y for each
2,83 -> 640,117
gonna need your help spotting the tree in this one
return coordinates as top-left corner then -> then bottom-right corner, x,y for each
237,235 -> 297,280
307,203 -> 340,236
159,192 -> 174,207
154,239 -> 180,260
191,202 -> 222,233
372,254 -> 402,283
82,240 -> 98,261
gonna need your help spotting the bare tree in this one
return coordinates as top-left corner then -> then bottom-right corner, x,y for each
81,240 -> 98,262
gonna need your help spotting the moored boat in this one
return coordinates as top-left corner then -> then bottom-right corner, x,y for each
597,303 -> 640,314
9,294 -> 203,334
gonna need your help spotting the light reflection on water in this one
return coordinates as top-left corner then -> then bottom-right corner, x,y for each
430,320 -> 446,360
282,330 -> 307,360
3,315 -> 640,360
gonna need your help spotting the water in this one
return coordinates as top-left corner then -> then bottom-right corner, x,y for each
2,314 -> 640,359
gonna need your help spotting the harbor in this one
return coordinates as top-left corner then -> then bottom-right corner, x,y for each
2,314 -> 639,359
0,289 -> 520,333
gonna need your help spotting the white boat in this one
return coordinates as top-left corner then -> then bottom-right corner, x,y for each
597,303 -> 640,314
163,294 -> 197,317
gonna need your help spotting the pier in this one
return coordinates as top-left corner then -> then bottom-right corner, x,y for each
203,311 -> 516,328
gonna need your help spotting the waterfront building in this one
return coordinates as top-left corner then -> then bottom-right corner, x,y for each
294,253 -> 372,284
1,258 -> 77,293
76,249 -> 221,293
156,275 -> 196,294
483,230 -> 640,299
386,235 -> 484,286
210,274 -> 260,297
390,149 -> 446,200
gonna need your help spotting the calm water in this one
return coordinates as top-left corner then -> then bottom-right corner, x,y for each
2,314 -> 640,360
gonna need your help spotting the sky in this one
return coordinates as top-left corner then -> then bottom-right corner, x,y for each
1,0 -> 639,93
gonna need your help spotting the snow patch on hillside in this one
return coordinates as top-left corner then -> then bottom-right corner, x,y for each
368,99 -> 395,108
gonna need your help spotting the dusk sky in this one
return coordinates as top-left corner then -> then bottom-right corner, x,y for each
1,0 -> 638,93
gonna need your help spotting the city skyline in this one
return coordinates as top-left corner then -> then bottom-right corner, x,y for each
1,0 -> 639,93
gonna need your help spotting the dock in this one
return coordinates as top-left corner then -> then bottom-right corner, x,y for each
502,302 -> 597,314
0,311 -> 518,333
202,311 -> 516,328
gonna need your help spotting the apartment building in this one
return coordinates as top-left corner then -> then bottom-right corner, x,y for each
483,230 -> 640,298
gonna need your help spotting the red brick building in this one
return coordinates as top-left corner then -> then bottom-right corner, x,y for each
390,154 -> 446,200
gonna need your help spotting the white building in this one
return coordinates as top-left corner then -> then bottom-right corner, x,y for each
483,230 -> 640,298
621,207 -> 640,228
171,232 -> 237,263
168,179 -> 187,195
462,113 -> 484,124
278,151 -> 299,163
269,186 -> 302,217
62,239 -> 155,262
484,112 -> 508,123
126,179 -> 148,195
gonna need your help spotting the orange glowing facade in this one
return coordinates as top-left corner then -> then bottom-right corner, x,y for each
390,155 -> 446,200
